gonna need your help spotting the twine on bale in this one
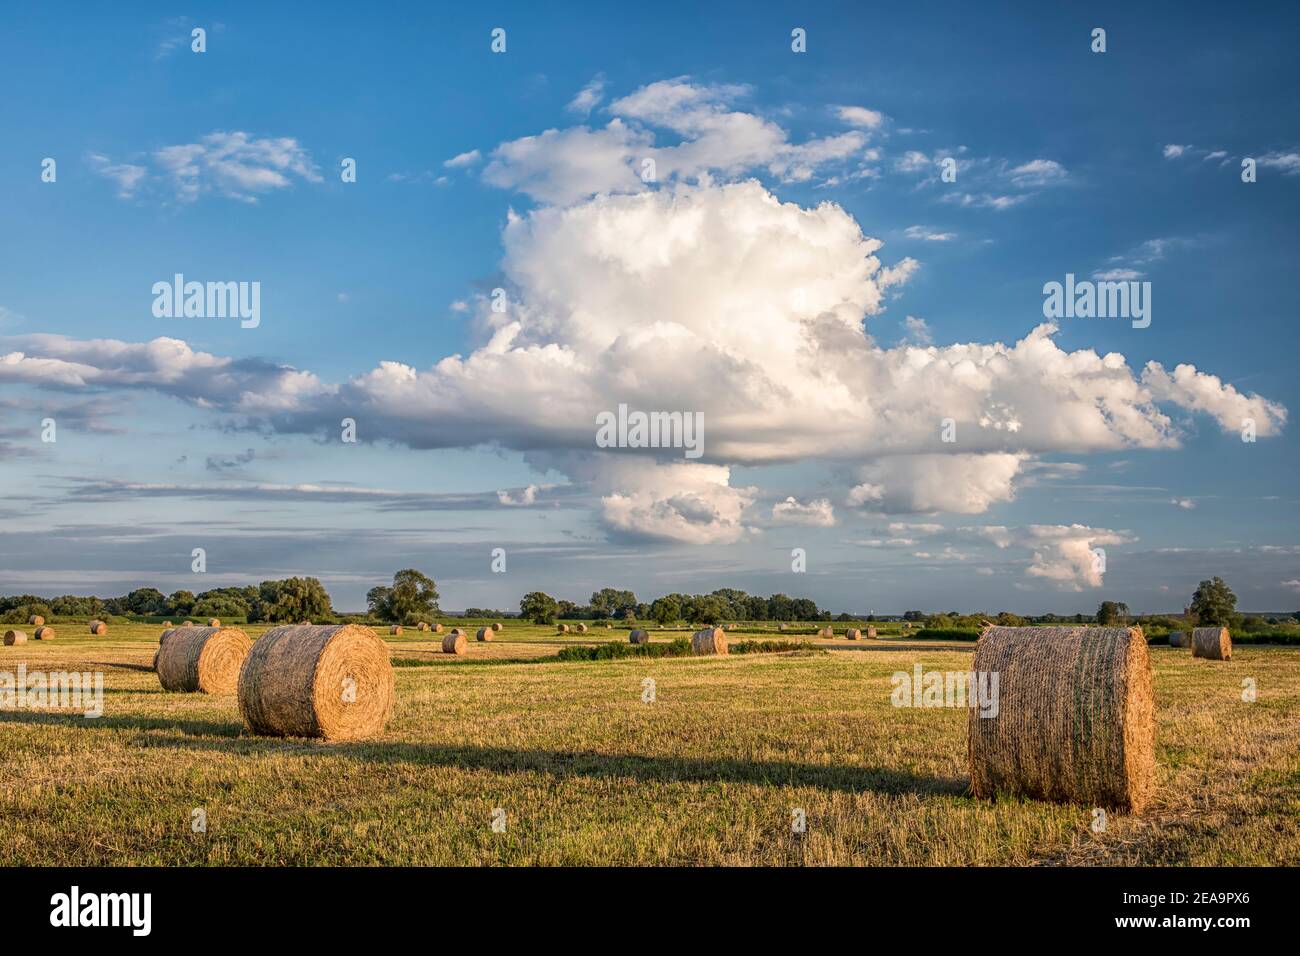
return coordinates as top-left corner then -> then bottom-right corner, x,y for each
476,626 -> 493,642
34,626 -> 55,641
692,627 -> 728,656
968,625 -> 1155,812
238,624 -> 394,742
156,626 -> 252,694
89,620 -> 107,636
629,629 -> 649,645
442,631 -> 467,654
4,630 -> 27,646
1191,627 -> 1232,661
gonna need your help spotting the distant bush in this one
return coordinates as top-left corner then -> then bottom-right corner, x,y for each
914,628 -> 981,641
557,638 -> 693,661
729,640 -> 825,656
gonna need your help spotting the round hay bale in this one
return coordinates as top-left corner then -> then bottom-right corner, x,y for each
491,622 -> 502,632
1167,631 -> 1187,649
207,618 -> 221,627
866,625 -> 878,639
476,626 -> 493,642
442,632 -> 467,655
845,628 -> 862,640
162,620 -> 173,628
1191,627 -> 1231,661
89,620 -> 107,636
4,630 -> 27,646
33,625 -> 55,641
818,626 -> 834,639
237,624 -> 393,742
576,623 -> 588,633
416,622 -> 429,632
629,629 -> 649,645
432,623 -> 444,633
778,622 -> 789,631
968,625 -> 1154,812
156,626 -> 252,694
692,626 -> 728,656
389,624 -> 403,635
28,614 -> 44,627
557,623 -> 570,634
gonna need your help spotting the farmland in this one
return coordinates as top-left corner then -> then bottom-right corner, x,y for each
2,621 -> 1296,866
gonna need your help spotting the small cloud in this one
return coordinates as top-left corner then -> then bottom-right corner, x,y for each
444,149 -> 482,169
205,448 -> 256,472
836,105 -> 885,129
566,74 -> 606,117
1282,579 -> 1300,592
1171,497 -> 1196,509
903,225 -> 955,242
1007,159 -> 1067,187
901,315 -> 933,346
771,496 -> 836,527
498,484 -> 539,506
1163,144 -> 1190,159
86,153 -> 148,199
1092,268 -> 1145,281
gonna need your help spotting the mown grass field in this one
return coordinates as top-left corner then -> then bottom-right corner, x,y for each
2,621 -> 1297,865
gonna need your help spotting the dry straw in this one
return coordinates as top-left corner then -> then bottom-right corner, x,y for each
476,626 -> 493,642
1191,627 -> 1232,661
968,625 -> 1154,812
4,630 -> 27,646
28,615 -> 44,627
237,624 -> 394,742
1168,631 -> 1187,649
629,629 -> 649,645
442,631 -> 467,654
845,628 -> 862,640
156,626 -> 252,694
692,626 -> 728,656
89,620 -> 107,636
34,626 -> 55,641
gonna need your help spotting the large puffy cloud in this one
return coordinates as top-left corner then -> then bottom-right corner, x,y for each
2,179 -> 1285,543
1023,525 -> 1133,590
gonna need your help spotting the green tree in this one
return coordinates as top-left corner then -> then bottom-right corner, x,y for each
1096,601 -> 1122,625
650,595 -> 682,625
520,591 -> 559,625
125,588 -> 167,615
259,577 -> 333,622
1189,577 -> 1237,627
166,590 -> 195,616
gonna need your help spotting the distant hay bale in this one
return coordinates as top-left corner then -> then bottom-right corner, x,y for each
4,630 -> 27,646
389,625 -> 403,635
207,618 -> 221,627
692,626 -> 728,656
576,623 -> 588,633
183,620 -> 194,626
162,620 -> 173,627
557,623 -> 570,634
778,622 -> 789,631
156,626 -> 252,694
28,615 -> 44,626
818,626 -> 834,639
416,622 -> 429,632
629,629 -> 649,645
866,625 -> 878,638
491,622 -> 502,632
89,620 -> 107,636
432,623 -> 444,633
1191,627 -> 1232,661
237,624 -> 393,742
845,628 -> 862,640
34,625 -> 55,641
476,626 -> 493,642
1168,631 -> 1187,648
442,632 -> 467,655
968,625 -> 1155,812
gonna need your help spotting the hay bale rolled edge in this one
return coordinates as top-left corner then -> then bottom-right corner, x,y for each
629,629 -> 649,645
692,626 -> 728,656
4,630 -> 27,646
237,624 -> 394,742
156,626 -> 252,694
968,625 -> 1154,813
1191,626 -> 1232,661
441,632 -> 467,654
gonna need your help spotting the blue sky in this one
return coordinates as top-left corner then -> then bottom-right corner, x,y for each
1,1 -> 1297,614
